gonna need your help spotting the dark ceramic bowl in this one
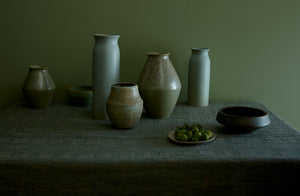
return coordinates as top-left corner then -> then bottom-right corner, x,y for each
216,106 -> 270,133
67,86 -> 93,106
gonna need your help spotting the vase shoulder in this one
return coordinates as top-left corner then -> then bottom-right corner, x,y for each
138,55 -> 181,90
106,83 -> 143,107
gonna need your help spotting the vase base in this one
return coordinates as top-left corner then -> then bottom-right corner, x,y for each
187,102 -> 209,107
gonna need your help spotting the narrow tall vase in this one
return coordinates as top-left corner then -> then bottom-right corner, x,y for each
23,65 -> 56,108
137,52 -> 181,119
187,48 -> 210,107
92,34 -> 120,120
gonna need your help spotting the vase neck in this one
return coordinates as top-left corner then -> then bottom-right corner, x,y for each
147,52 -> 170,60
94,34 -> 120,42
112,82 -> 137,90
109,83 -> 140,101
29,65 -> 48,71
191,48 -> 209,54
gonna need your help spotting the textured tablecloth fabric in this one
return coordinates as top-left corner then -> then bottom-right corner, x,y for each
0,102 -> 299,195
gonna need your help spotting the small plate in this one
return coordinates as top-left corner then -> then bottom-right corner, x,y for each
168,130 -> 216,145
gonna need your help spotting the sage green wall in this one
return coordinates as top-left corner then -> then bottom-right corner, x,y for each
1,0 -> 300,130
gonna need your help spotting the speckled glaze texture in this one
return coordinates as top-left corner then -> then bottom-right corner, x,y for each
106,83 -> 143,129
137,52 -> 181,119
23,65 -> 56,108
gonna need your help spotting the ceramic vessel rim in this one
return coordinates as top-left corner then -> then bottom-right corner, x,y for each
68,85 -> 92,92
68,86 -> 93,97
147,52 -> 170,56
191,48 -> 210,51
218,106 -> 268,119
112,82 -> 137,88
29,65 -> 48,70
94,34 -> 120,38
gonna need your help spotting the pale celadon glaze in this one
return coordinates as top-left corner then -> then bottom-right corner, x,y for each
187,48 -> 210,107
137,52 -> 181,119
92,34 -> 120,120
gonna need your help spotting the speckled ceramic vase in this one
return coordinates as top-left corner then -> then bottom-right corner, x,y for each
106,83 -> 143,129
23,65 -> 56,108
93,34 -> 120,120
188,48 -> 210,107
137,52 -> 181,119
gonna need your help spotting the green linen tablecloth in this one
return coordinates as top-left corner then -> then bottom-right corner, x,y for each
0,102 -> 299,195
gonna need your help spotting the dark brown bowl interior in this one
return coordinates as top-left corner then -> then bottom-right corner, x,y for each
220,106 -> 267,117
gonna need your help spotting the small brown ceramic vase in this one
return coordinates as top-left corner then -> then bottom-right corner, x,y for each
106,83 -> 143,129
137,52 -> 181,119
23,65 -> 56,108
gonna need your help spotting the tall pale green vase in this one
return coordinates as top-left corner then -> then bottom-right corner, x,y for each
187,48 -> 211,107
92,34 -> 120,120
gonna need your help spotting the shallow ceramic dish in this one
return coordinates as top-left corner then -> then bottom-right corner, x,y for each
216,106 -> 270,133
168,130 -> 216,145
67,86 -> 93,106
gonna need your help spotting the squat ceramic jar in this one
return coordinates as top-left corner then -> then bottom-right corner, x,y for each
137,52 -> 181,119
23,65 -> 56,108
106,83 -> 143,129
